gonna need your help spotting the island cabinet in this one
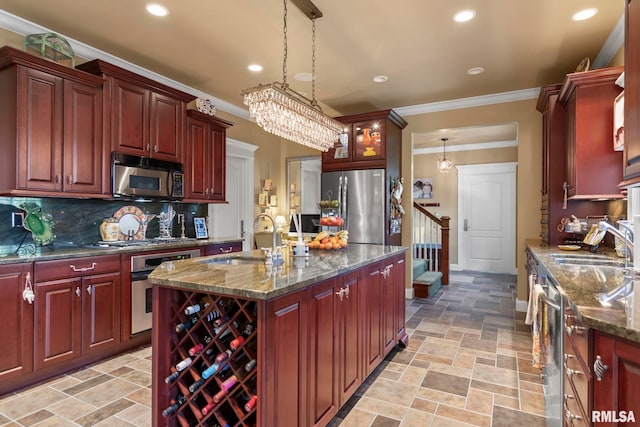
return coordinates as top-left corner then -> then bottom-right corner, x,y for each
32,255 -> 121,370
592,330 -> 640,426
622,0 -> 640,183
185,110 -> 234,202
0,46 -> 106,198
76,59 -> 195,164
203,241 -> 243,256
0,263 -> 34,384
150,249 -> 406,427
558,66 -> 624,199
322,109 -> 407,173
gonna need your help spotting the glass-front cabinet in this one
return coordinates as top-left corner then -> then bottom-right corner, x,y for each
322,109 -> 407,172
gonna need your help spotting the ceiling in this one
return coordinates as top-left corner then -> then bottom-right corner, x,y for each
0,0 -> 625,148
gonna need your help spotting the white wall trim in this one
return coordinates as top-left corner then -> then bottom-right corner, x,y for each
226,138 -> 258,158
394,88 -> 541,117
450,263 -> 462,271
405,288 -> 414,300
0,9 -> 250,120
593,13 -> 625,69
515,299 -> 528,313
413,139 -> 518,155
456,162 -> 518,175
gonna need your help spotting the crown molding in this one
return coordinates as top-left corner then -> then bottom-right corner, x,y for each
0,9 -> 250,120
593,13 -> 625,69
394,88 -> 541,117
413,139 -> 518,155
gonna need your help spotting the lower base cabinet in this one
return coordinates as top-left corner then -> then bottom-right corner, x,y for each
592,331 -> 640,426
0,263 -> 34,383
153,252 -> 406,427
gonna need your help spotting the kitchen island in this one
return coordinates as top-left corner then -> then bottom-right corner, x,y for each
148,244 -> 407,427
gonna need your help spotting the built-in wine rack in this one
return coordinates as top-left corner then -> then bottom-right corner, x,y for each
161,290 -> 258,427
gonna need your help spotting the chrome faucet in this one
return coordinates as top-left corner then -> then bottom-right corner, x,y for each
596,220 -> 635,305
253,213 -> 277,252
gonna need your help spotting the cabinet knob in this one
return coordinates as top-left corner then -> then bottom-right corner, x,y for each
146,143 -> 150,151
87,285 -> 92,295
22,272 -> 35,304
154,145 -> 159,153
205,188 -> 209,195
593,355 -> 609,381
75,287 -> 81,297
66,175 -> 72,184
335,288 -> 345,302
344,286 -> 350,299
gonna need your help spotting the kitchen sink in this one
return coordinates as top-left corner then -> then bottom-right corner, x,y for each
550,253 -> 626,268
200,256 -> 266,265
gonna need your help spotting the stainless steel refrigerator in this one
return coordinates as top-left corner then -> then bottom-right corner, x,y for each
321,169 -> 386,244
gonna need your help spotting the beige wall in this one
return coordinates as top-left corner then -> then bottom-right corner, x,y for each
401,99 -> 542,302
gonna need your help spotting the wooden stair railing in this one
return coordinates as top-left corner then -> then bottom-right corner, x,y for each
412,202 -> 449,285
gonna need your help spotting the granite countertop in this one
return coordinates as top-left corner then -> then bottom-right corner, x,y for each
0,237 -> 243,265
526,239 -> 640,343
149,244 -> 407,300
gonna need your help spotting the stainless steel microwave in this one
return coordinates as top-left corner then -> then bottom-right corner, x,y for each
112,152 -> 184,200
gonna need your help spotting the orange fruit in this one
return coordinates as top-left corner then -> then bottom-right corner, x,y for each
321,237 -> 329,244
319,243 -> 327,250
325,243 -> 333,250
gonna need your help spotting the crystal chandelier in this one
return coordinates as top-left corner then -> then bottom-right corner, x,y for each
242,0 -> 342,152
437,138 -> 454,173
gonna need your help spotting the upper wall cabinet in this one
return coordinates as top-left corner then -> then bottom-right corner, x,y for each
77,60 -> 195,164
622,0 -> 640,184
322,109 -> 407,175
0,46 -> 107,198
184,110 -> 233,202
558,66 -> 624,200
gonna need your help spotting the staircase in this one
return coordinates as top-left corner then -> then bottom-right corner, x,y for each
412,202 -> 450,298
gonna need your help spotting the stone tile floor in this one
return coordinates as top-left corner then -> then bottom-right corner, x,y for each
0,270 -> 546,426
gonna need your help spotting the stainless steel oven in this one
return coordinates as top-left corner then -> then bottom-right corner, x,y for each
130,249 -> 201,335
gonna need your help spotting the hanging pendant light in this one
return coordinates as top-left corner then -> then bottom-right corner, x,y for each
241,0 -> 342,152
437,137 -> 454,173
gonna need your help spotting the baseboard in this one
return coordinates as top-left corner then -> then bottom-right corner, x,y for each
405,287 -> 414,299
450,263 -> 462,271
515,299 -> 528,312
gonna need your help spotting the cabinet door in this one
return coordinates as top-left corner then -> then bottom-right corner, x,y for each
393,255 -> 407,344
63,79 -> 103,194
83,272 -> 121,353
593,331 -> 640,426
112,78 -> 149,156
34,278 -> 82,369
17,66 -> 63,192
624,0 -> 640,181
263,288 -> 308,427
309,278 -> 338,427
203,241 -> 243,256
381,260 -> 397,355
185,115 -> 209,200
352,119 -> 385,162
0,264 -> 34,382
149,92 -> 183,162
338,270 -> 361,405
208,125 -> 226,201
322,127 -> 353,167
362,262 -> 383,376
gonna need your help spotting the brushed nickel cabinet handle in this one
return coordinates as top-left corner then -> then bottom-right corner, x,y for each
219,247 -> 233,253
87,285 -> 92,295
22,272 -> 35,304
70,262 -> 96,272
335,289 -> 344,302
344,286 -> 350,299
154,144 -> 159,153
75,287 -> 81,297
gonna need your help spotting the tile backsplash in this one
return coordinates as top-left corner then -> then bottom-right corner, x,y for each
0,197 -> 208,253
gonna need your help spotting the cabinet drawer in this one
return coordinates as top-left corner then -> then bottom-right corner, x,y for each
204,241 -> 242,256
35,255 -> 121,281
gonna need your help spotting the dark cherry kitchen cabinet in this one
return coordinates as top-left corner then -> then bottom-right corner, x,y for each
0,263 -> 34,383
322,109 -> 407,173
263,287 -> 309,427
33,255 -> 121,370
362,262 -> 384,376
77,59 -> 194,164
381,255 -> 408,356
592,330 -> 640,426
0,46 -> 106,198
558,66 -> 624,199
185,110 -> 234,202
622,0 -> 640,183
202,240 -> 243,256
308,271 -> 361,426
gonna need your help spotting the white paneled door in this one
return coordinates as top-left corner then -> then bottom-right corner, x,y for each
457,163 -> 517,273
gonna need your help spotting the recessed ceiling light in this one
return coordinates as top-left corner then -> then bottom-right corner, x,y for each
145,3 -> 169,17
294,72 -> 313,82
572,8 -> 598,21
373,75 -> 388,83
467,67 -> 485,75
248,64 -> 263,72
454,10 -> 476,23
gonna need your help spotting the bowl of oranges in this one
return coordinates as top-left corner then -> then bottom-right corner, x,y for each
307,230 -> 349,250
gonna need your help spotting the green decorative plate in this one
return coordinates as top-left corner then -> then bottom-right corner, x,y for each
20,202 -> 55,246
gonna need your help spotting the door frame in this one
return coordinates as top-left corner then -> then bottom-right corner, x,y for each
457,162 -> 517,273
208,137 -> 257,251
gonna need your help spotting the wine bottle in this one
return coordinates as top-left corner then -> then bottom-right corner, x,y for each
175,356 -> 193,371
188,334 -> 213,357
188,378 -> 206,393
184,295 -> 213,315
175,315 -> 198,333
230,336 -> 244,351
213,315 -> 230,328
245,359 -> 257,373
164,369 -> 180,384
162,393 -> 186,417
201,399 -> 217,416
245,394 -> 257,412
242,321 -> 255,337
201,361 -> 231,379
